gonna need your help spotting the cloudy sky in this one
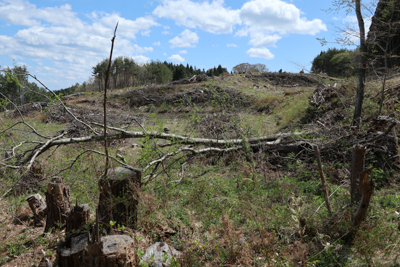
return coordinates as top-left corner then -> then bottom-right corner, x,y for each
0,0 -> 373,90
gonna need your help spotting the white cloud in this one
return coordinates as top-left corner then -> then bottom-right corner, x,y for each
246,48 -> 274,60
168,54 -> 185,62
0,0 -> 159,88
153,41 -> 161,46
227,43 -> 238,48
162,31 -> 170,35
141,30 -> 151,36
169,29 -> 199,48
239,0 -> 327,35
0,0 -> 79,27
178,50 -> 187,54
132,55 -> 150,64
153,0 -> 240,34
248,33 -> 282,47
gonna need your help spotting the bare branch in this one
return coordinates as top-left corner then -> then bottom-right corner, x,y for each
0,92 -> 50,139
26,74 -> 95,134
27,132 -> 65,170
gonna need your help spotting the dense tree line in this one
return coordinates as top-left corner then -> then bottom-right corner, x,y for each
311,48 -> 358,77
0,65 -> 49,110
89,57 -> 228,92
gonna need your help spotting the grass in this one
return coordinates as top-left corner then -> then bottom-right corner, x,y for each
1,73 -> 400,266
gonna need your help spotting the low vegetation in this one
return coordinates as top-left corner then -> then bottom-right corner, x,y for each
1,69 -> 400,266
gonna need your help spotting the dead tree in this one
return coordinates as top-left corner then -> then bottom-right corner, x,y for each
45,177 -> 71,232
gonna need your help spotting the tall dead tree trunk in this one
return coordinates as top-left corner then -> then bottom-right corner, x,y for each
353,0 -> 367,125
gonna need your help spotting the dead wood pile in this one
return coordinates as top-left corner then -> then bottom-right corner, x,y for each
125,85 -> 250,108
244,72 -> 321,87
303,84 -> 349,126
8,102 -> 48,118
45,104 -> 144,137
191,112 -> 245,139
171,74 -> 209,85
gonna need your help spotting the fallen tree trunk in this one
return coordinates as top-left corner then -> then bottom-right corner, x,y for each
16,127 -> 321,166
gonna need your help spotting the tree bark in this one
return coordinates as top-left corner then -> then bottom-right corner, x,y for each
98,167 -> 141,230
353,167 -> 375,227
26,193 -> 47,227
66,204 -> 90,234
350,145 -> 366,204
44,177 -> 71,232
353,0 -> 367,125
313,145 -> 333,216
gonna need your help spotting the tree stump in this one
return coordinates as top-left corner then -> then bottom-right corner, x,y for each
66,204 -> 90,234
58,234 -> 137,267
45,177 -> 71,232
98,167 -> 141,230
26,193 -> 47,227
350,145 -> 366,204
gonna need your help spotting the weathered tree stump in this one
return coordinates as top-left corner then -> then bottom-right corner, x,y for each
45,177 -> 71,232
350,145 -> 366,204
66,204 -> 90,234
58,234 -> 137,267
26,193 -> 47,227
98,167 -> 141,230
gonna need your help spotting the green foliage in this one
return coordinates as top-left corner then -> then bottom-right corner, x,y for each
311,48 -> 358,77
0,65 -> 50,108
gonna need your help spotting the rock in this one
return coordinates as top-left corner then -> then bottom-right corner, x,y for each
59,234 -> 137,267
143,242 -> 181,267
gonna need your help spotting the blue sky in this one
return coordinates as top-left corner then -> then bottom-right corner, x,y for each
0,0 -> 375,90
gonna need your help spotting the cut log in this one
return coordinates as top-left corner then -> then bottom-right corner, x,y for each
26,193 -> 47,227
44,177 -> 71,232
66,204 -> 90,234
98,167 -> 141,230
58,234 -> 137,267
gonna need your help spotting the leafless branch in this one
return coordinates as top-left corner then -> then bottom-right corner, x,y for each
27,74 -> 95,134
27,132 -> 65,170
0,92 -> 50,139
